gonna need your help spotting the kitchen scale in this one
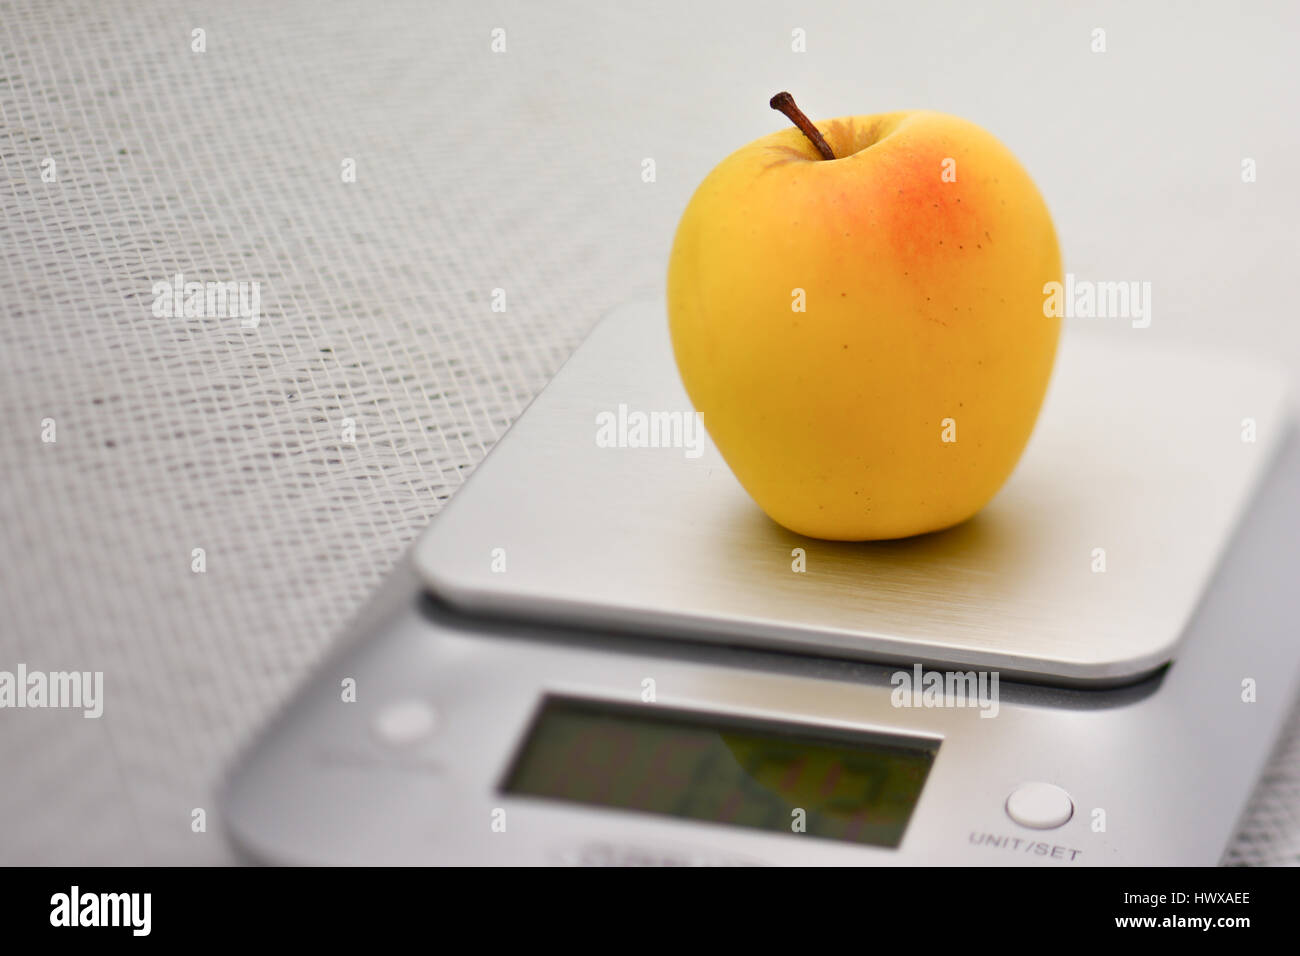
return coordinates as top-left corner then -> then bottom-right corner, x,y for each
224,299 -> 1300,865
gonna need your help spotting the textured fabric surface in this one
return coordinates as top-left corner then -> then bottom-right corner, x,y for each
2,0 -> 1298,864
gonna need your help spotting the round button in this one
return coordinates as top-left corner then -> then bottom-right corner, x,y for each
1005,782 -> 1074,829
372,698 -> 438,747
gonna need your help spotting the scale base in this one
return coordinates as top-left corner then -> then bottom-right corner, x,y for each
223,424 -> 1300,865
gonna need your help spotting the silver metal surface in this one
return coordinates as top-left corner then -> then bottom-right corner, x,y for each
415,300 -> 1290,685
222,426 -> 1300,865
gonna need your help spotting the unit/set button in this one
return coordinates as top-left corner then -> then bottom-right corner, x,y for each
1005,782 -> 1074,829
372,698 -> 439,746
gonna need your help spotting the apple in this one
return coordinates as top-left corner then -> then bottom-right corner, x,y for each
667,93 -> 1062,540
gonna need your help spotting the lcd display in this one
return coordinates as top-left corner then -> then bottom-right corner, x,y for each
502,696 -> 938,848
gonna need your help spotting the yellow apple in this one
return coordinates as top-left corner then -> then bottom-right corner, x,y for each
667,95 -> 1062,540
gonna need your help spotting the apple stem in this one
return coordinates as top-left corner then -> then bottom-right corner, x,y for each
769,92 -> 835,160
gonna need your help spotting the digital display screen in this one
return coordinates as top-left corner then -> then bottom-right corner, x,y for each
502,696 -> 938,848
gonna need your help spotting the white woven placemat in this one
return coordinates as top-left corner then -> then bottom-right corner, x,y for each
2,0 -> 1298,864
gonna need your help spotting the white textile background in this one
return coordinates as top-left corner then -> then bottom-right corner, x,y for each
2,0 -> 1298,864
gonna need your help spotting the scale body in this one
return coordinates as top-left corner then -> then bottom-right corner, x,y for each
224,301 -> 1300,865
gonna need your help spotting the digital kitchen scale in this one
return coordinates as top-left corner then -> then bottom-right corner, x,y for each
224,300 -> 1300,865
